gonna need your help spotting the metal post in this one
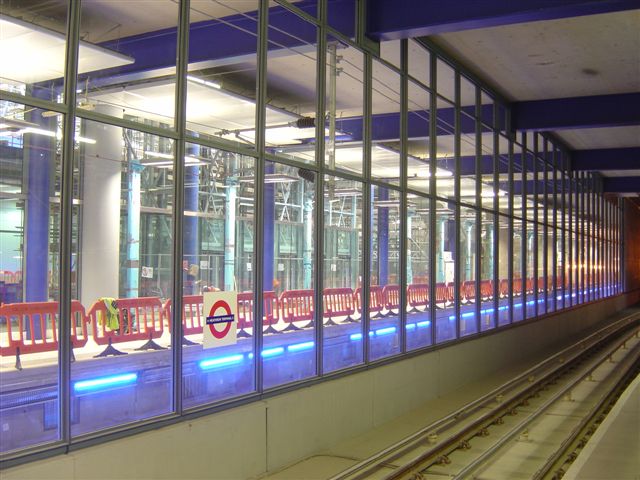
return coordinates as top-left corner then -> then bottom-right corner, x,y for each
428,52 -> 437,346
454,70 -> 461,339
171,0 -> 190,415
59,0 -> 81,445
362,52 -> 372,361
474,84 -> 482,333
254,0 -> 269,391
399,39 -> 408,352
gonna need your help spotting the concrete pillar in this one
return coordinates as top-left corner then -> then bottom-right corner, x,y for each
80,106 -> 122,306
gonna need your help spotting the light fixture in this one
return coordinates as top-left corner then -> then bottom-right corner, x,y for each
187,75 -> 221,90
238,173 -> 299,184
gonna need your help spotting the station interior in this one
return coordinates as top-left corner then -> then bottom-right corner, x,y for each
0,0 -> 639,478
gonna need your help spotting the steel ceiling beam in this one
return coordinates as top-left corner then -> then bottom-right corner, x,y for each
512,93 -> 640,131
367,0 -> 640,40
602,177 -> 640,193
572,148 -> 640,171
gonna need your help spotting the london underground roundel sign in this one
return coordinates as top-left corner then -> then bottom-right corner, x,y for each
203,292 -> 238,348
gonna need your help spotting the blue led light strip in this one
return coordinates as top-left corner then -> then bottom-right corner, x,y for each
74,373 -> 137,392
199,354 -> 244,370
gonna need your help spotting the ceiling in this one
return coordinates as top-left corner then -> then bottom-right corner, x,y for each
428,8 -> 640,196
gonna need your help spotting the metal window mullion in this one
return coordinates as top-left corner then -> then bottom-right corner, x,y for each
521,132 -> 528,317
552,147 -> 557,311
254,0 -> 269,392
454,71 -> 461,339
542,139 -> 548,313
581,172 -> 586,302
586,173 -> 590,301
532,134 -> 538,316
567,165 -> 573,306
560,152 -> 566,309
399,39 -> 408,352
506,109 -> 514,324
492,103 -> 499,325
59,0 -> 81,446
362,52 -> 372,362
170,0 -> 190,415
474,84 -> 482,333
428,52 -> 437,346
315,0 -> 327,375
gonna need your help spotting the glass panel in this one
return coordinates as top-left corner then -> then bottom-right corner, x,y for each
328,0 -> 356,39
187,1 -> 258,152
497,214 -> 511,325
323,176 -> 363,373
436,58 -> 455,102
181,145 -> 256,409
0,104 -> 62,452
406,194 -> 432,350
434,198 -> 455,342
480,211 -> 495,331
379,40 -> 401,70
459,205 -> 477,337
79,1 -> 178,128
262,162 -> 316,388
513,217 -> 525,322
407,81 -> 431,194
267,11 -> 317,164
408,39 -> 430,87
369,185 -> 400,360
459,88 -> 477,207
371,60 -> 401,185
326,40 -> 364,175
71,119 -> 173,436
435,99 -> 455,198
1,3 -> 68,102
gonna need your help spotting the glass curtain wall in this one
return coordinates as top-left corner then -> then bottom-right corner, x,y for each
0,0 -> 620,459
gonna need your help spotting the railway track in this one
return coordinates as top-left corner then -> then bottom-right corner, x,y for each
330,312 -> 640,480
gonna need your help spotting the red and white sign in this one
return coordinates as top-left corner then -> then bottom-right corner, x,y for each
203,291 -> 238,349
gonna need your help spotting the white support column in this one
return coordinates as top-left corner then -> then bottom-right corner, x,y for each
80,106 -> 122,306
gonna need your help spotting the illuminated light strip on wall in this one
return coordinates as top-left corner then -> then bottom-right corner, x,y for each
74,373 -> 137,392
288,341 -> 315,352
261,347 -> 285,358
199,354 -> 244,370
416,321 -> 431,328
375,327 -> 396,336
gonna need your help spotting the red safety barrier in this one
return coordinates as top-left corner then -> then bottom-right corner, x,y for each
513,278 -> 523,296
461,281 -> 475,304
499,279 -> 509,298
280,289 -> 313,331
537,277 -> 546,293
163,295 -> 203,345
407,283 -> 429,312
353,286 -> 384,319
87,297 -> 165,357
434,282 -> 453,308
0,270 -> 18,284
382,285 -> 400,315
323,287 -> 356,325
480,280 -> 493,300
0,301 -> 88,369
526,278 -> 534,294
236,291 -> 280,336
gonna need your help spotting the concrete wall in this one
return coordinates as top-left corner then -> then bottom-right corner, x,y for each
4,293 -> 639,480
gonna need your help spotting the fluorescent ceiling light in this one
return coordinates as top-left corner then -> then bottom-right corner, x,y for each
187,75 -> 221,90
0,14 -> 133,84
239,173 -> 299,184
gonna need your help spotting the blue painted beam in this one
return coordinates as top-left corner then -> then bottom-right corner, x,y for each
87,2 -> 354,86
602,177 -> 640,193
571,148 -> 640,171
367,0 -> 639,40
512,93 -> 640,131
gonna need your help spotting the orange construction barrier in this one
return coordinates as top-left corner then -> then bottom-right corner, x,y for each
164,295 -> 203,345
87,297 -> 165,357
407,283 -> 429,312
382,285 -> 400,315
236,291 -> 280,336
280,289 -> 313,331
323,287 -> 356,325
0,300 -> 88,369
480,280 -> 493,300
354,285 -> 384,319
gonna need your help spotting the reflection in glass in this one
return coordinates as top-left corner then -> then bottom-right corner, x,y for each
70,119 -> 174,436
262,162 -> 317,388
369,186 -> 401,360
323,176 -> 363,372
406,195 -> 432,350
